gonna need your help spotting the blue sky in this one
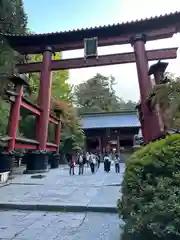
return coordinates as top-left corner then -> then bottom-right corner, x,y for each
24,0 -> 120,33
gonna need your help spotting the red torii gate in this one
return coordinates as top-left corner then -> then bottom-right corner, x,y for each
1,11 -> 180,173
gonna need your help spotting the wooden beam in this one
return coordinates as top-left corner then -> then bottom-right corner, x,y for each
17,47 -> 177,73
15,137 -> 39,150
15,142 -> 37,150
21,98 -> 41,115
51,27 -> 177,52
49,115 -> 59,125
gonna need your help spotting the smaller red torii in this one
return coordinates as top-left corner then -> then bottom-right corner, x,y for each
1,65 -> 61,173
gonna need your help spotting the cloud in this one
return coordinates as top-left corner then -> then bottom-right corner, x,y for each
63,0 -> 180,102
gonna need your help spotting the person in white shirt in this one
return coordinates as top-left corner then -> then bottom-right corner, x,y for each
86,152 -> 90,167
78,153 -> 85,175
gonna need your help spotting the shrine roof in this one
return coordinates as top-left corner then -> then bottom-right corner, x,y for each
80,111 -> 140,129
2,11 -> 180,54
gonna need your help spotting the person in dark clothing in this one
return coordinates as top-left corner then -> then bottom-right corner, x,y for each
69,157 -> 75,175
104,154 -> 110,172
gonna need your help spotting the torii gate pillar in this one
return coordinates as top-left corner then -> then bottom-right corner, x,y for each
131,34 -> 162,142
38,46 -> 53,149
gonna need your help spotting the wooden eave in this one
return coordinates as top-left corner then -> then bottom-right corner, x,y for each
2,11 -> 180,54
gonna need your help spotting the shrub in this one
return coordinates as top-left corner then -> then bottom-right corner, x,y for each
117,134 -> 180,240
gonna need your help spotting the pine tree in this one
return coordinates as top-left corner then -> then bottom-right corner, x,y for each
0,0 -> 27,92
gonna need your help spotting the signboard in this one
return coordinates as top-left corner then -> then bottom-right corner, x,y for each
84,37 -> 98,58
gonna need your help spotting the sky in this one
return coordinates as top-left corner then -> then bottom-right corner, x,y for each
23,0 -> 180,102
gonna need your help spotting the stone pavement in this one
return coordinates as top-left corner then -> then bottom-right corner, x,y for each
0,163 -> 124,212
0,210 -> 123,239
0,164 -> 124,239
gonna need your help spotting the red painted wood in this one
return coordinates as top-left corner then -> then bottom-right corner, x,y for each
15,141 -> 57,151
46,145 -> 57,151
133,36 -> 163,142
38,47 -> 53,150
55,120 -> 61,152
49,116 -> 59,125
7,85 -> 23,151
15,142 -> 37,150
17,48 -> 177,73
21,100 -> 41,115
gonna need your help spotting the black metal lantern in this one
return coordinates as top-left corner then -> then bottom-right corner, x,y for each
84,37 -> 98,58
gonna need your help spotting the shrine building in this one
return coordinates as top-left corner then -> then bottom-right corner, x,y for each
80,111 -> 141,154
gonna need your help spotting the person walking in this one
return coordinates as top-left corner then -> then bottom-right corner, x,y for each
114,154 -> 120,173
78,153 -> 84,175
89,152 -> 96,174
86,152 -> 90,167
97,154 -> 101,169
103,153 -> 110,172
69,157 -> 75,175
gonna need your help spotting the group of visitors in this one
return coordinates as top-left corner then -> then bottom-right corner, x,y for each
69,152 -> 121,175
69,152 -> 100,175
103,153 -> 120,173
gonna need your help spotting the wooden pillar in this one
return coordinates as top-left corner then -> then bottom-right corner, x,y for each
98,136 -> 102,154
117,135 -> 120,155
55,120 -> 61,152
7,85 -> 23,151
131,34 -> 162,143
38,46 -> 53,150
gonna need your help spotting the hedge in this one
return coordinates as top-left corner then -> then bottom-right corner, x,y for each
117,134 -> 180,240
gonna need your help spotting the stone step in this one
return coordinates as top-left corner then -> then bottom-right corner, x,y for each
0,201 -> 117,214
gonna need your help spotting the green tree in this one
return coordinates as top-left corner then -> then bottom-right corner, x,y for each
19,52 -> 71,138
0,0 -> 27,137
51,99 -> 85,154
74,73 -> 136,114
0,0 -> 27,77
19,52 -> 85,153
26,52 -> 71,102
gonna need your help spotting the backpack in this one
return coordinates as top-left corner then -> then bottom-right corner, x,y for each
83,156 -> 86,164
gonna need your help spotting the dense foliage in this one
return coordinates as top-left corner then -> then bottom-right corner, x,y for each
148,73 -> 180,130
19,52 -> 85,153
51,99 -> 85,154
0,0 -> 27,77
0,0 -> 27,138
0,1 -> 84,152
74,73 -> 136,114
118,134 -> 180,240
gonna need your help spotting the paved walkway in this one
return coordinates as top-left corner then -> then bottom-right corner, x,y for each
0,163 -> 124,239
0,210 -> 122,239
0,164 -> 124,211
